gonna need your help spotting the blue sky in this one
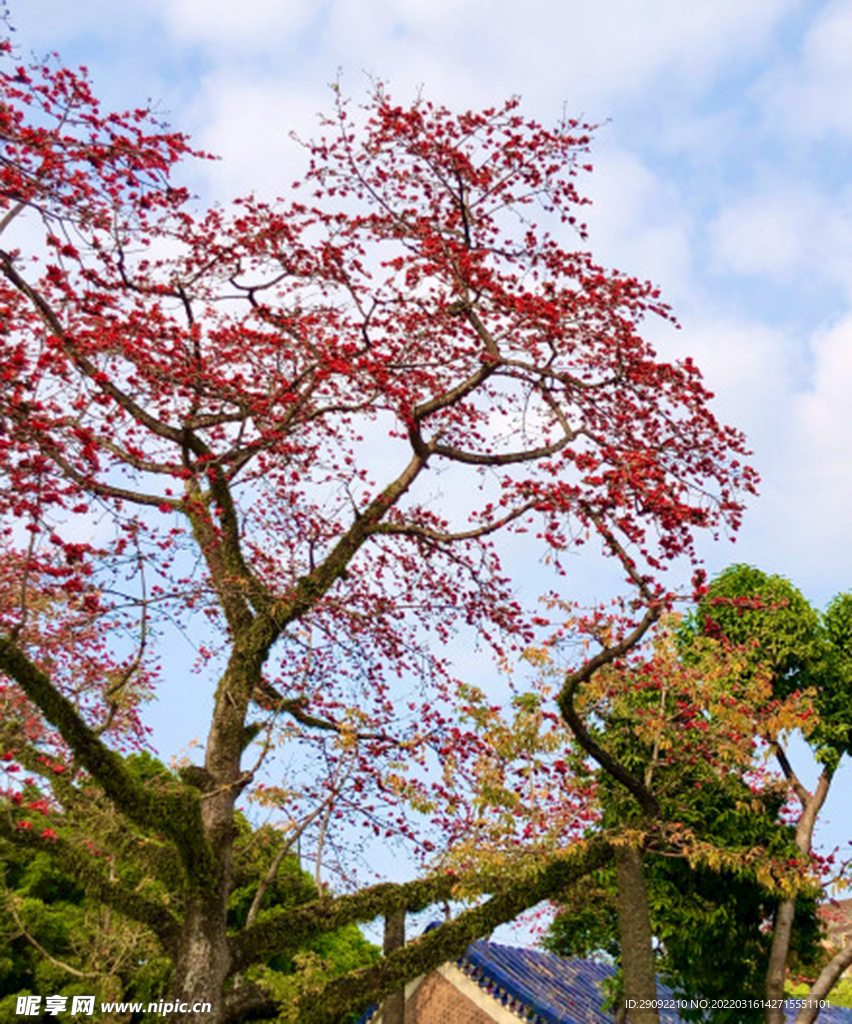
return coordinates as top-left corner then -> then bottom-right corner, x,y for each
10,0 -> 852,884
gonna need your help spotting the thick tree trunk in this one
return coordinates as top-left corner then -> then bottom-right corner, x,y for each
170,790 -> 234,1024
169,651 -> 248,1024
615,844 -> 660,1024
172,900 -> 232,1024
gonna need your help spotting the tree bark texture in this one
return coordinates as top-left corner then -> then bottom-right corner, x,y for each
765,767 -> 833,1024
382,910 -> 407,1024
171,902 -> 231,1024
615,844 -> 660,1024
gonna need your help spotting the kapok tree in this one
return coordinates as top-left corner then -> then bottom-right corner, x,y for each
0,37 -> 756,1024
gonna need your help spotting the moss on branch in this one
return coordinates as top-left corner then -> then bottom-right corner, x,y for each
229,872 -> 460,974
296,840 -> 612,1024
0,637 -> 213,885
0,816 -> 181,949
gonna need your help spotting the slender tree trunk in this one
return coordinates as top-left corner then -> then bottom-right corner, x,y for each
382,910 -> 406,1024
615,844 -> 660,1024
765,767 -> 833,1024
794,942 -> 852,1024
765,900 -> 796,1024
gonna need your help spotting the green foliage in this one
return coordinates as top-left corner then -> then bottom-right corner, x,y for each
251,933 -> 380,1024
228,817 -> 318,936
546,777 -> 822,1023
543,868 -> 620,962
545,567 -> 850,1021
0,843 -> 172,1023
695,565 -> 821,696
696,565 -> 852,765
230,813 -> 380,1021
0,756 -> 378,1022
816,594 -> 852,760
788,977 -> 852,1008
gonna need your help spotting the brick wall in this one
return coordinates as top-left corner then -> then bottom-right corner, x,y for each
370,963 -> 525,1024
407,972 -> 497,1024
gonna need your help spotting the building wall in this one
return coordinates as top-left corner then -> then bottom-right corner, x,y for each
407,973 -> 497,1024
369,964 -> 526,1024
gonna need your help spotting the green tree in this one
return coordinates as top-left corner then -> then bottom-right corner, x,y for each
546,777 -> 823,1024
696,568 -> 852,1024
0,755 -> 379,1023
547,589 -> 840,1024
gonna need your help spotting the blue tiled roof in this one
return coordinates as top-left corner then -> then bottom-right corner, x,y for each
357,940 -> 852,1024
816,1011 -> 852,1024
462,941 -> 619,1023
355,943 -> 626,1023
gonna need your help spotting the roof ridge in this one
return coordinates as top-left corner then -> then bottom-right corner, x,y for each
456,954 -> 541,1023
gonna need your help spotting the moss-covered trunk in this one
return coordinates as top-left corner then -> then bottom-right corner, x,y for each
167,644 -> 253,1024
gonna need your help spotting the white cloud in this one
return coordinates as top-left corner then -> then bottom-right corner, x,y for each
793,316 -> 852,480
747,315 -> 852,595
709,186 -> 852,297
653,316 -> 795,554
680,318 -> 792,405
187,75 -> 324,199
709,190 -> 813,278
580,144 -> 694,304
12,0 -> 144,45
684,312 -> 852,610
137,0 -> 800,119
159,0 -> 317,46
759,0 -> 852,139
